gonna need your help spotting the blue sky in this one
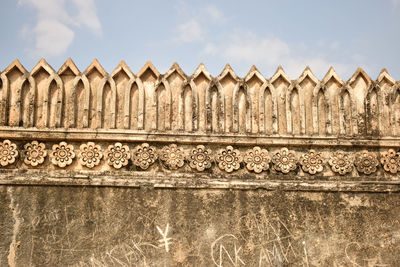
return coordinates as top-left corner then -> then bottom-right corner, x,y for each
1,0 -> 400,80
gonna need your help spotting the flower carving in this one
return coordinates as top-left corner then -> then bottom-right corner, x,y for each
51,142 -> 75,168
354,150 -> 378,175
271,148 -> 297,173
78,142 -> 102,168
380,149 -> 400,174
216,146 -> 242,173
300,150 -> 324,175
160,144 -> 185,169
187,145 -> 213,171
244,146 -> 270,173
132,143 -> 158,170
105,143 -> 130,169
24,141 -> 46,166
0,140 -> 18,166
328,151 -> 353,175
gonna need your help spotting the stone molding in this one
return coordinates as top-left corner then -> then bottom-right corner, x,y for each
1,59 -> 400,191
0,138 -> 399,192
1,139 -> 399,174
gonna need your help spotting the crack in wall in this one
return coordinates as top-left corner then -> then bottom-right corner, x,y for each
7,187 -> 21,267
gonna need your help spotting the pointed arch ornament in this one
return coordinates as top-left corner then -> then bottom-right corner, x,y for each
0,59 -> 399,191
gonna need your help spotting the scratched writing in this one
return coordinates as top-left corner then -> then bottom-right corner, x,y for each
156,223 -> 172,252
30,209 -> 60,228
345,242 -> 388,267
211,234 -> 245,267
237,213 -> 311,266
19,203 -> 397,266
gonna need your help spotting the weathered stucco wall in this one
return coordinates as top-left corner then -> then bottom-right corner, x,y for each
1,60 -> 400,266
1,186 -> 400,266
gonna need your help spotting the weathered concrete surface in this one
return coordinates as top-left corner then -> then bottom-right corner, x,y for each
0,186 -> 399,266
0,187 -> 13,267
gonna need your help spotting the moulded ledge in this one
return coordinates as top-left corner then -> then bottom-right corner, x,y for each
0,169 -> 399,192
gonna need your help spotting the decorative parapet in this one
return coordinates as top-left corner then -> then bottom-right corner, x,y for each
1,59 -> 400,192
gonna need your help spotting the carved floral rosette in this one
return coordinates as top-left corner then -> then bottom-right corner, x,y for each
272,148 -> 297,174
51,142 -> 75,168
78,142 -> 103,168
354,150 -> 378,175
24,141 -> 47,166
328,151 -> 353,175
0,140 -> 18,167
380,149 -> 400,174
244,146 -> 270,173
132,143 -> 158,170
160,144 -> 185,170
187,145 -> 212,171
300,150 -> 324,175
6,135 -> 400,178
105,143 -> 130,169
216,146 -> 242,173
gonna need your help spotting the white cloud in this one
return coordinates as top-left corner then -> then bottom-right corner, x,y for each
204,5 -> 227,23
18,0 -> 102,57
330,41 -> 341,50
222,32 -> 290,66
203,43 -> 218,55
34,19 -> 75,57
391,0 -> 400,7
174,19 -> 205,43
173,4 -> 226,44
203,30 -> 351,78
173,3 -> 352,78
71,0 -> 102,36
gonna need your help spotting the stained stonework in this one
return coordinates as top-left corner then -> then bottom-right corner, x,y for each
1,187 -> 400,266
0,59 -> 400,266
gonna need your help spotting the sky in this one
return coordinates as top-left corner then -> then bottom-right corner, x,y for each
1,0 -> 400,80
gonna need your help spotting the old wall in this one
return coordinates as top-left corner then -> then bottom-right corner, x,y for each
0,59 -> 400,266
0,186 -> 399,266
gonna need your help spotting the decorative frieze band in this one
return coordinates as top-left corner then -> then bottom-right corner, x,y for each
1,59 -> 400,138
1,59 -> 400,191
2,139 -> 400,177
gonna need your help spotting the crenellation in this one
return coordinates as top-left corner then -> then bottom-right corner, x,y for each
245,65 -> 264,134
298,67 -> 318,135
2,62 -> 25,127
218,64 -> 239,133
71,75 -> 90,128
165,63 -> 187,131
59,58 -> 80,129
312,82 -> 330,135
286,81 -> 302,135
259,81 -> 277,134
322,67 -> 343,135
338,85 -> 355,135
192,63 -> 211,132
270,66 -> 291,135
0,59 -> 399,139
181,83 -> 195,131
206,80 -> 225,132
232,81 -> 251,133
377,69 -> 395,137
111,60 -> 135,130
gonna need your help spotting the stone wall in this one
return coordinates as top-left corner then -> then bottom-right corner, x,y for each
0,59 -> 400,266
1,186 -> 400,266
